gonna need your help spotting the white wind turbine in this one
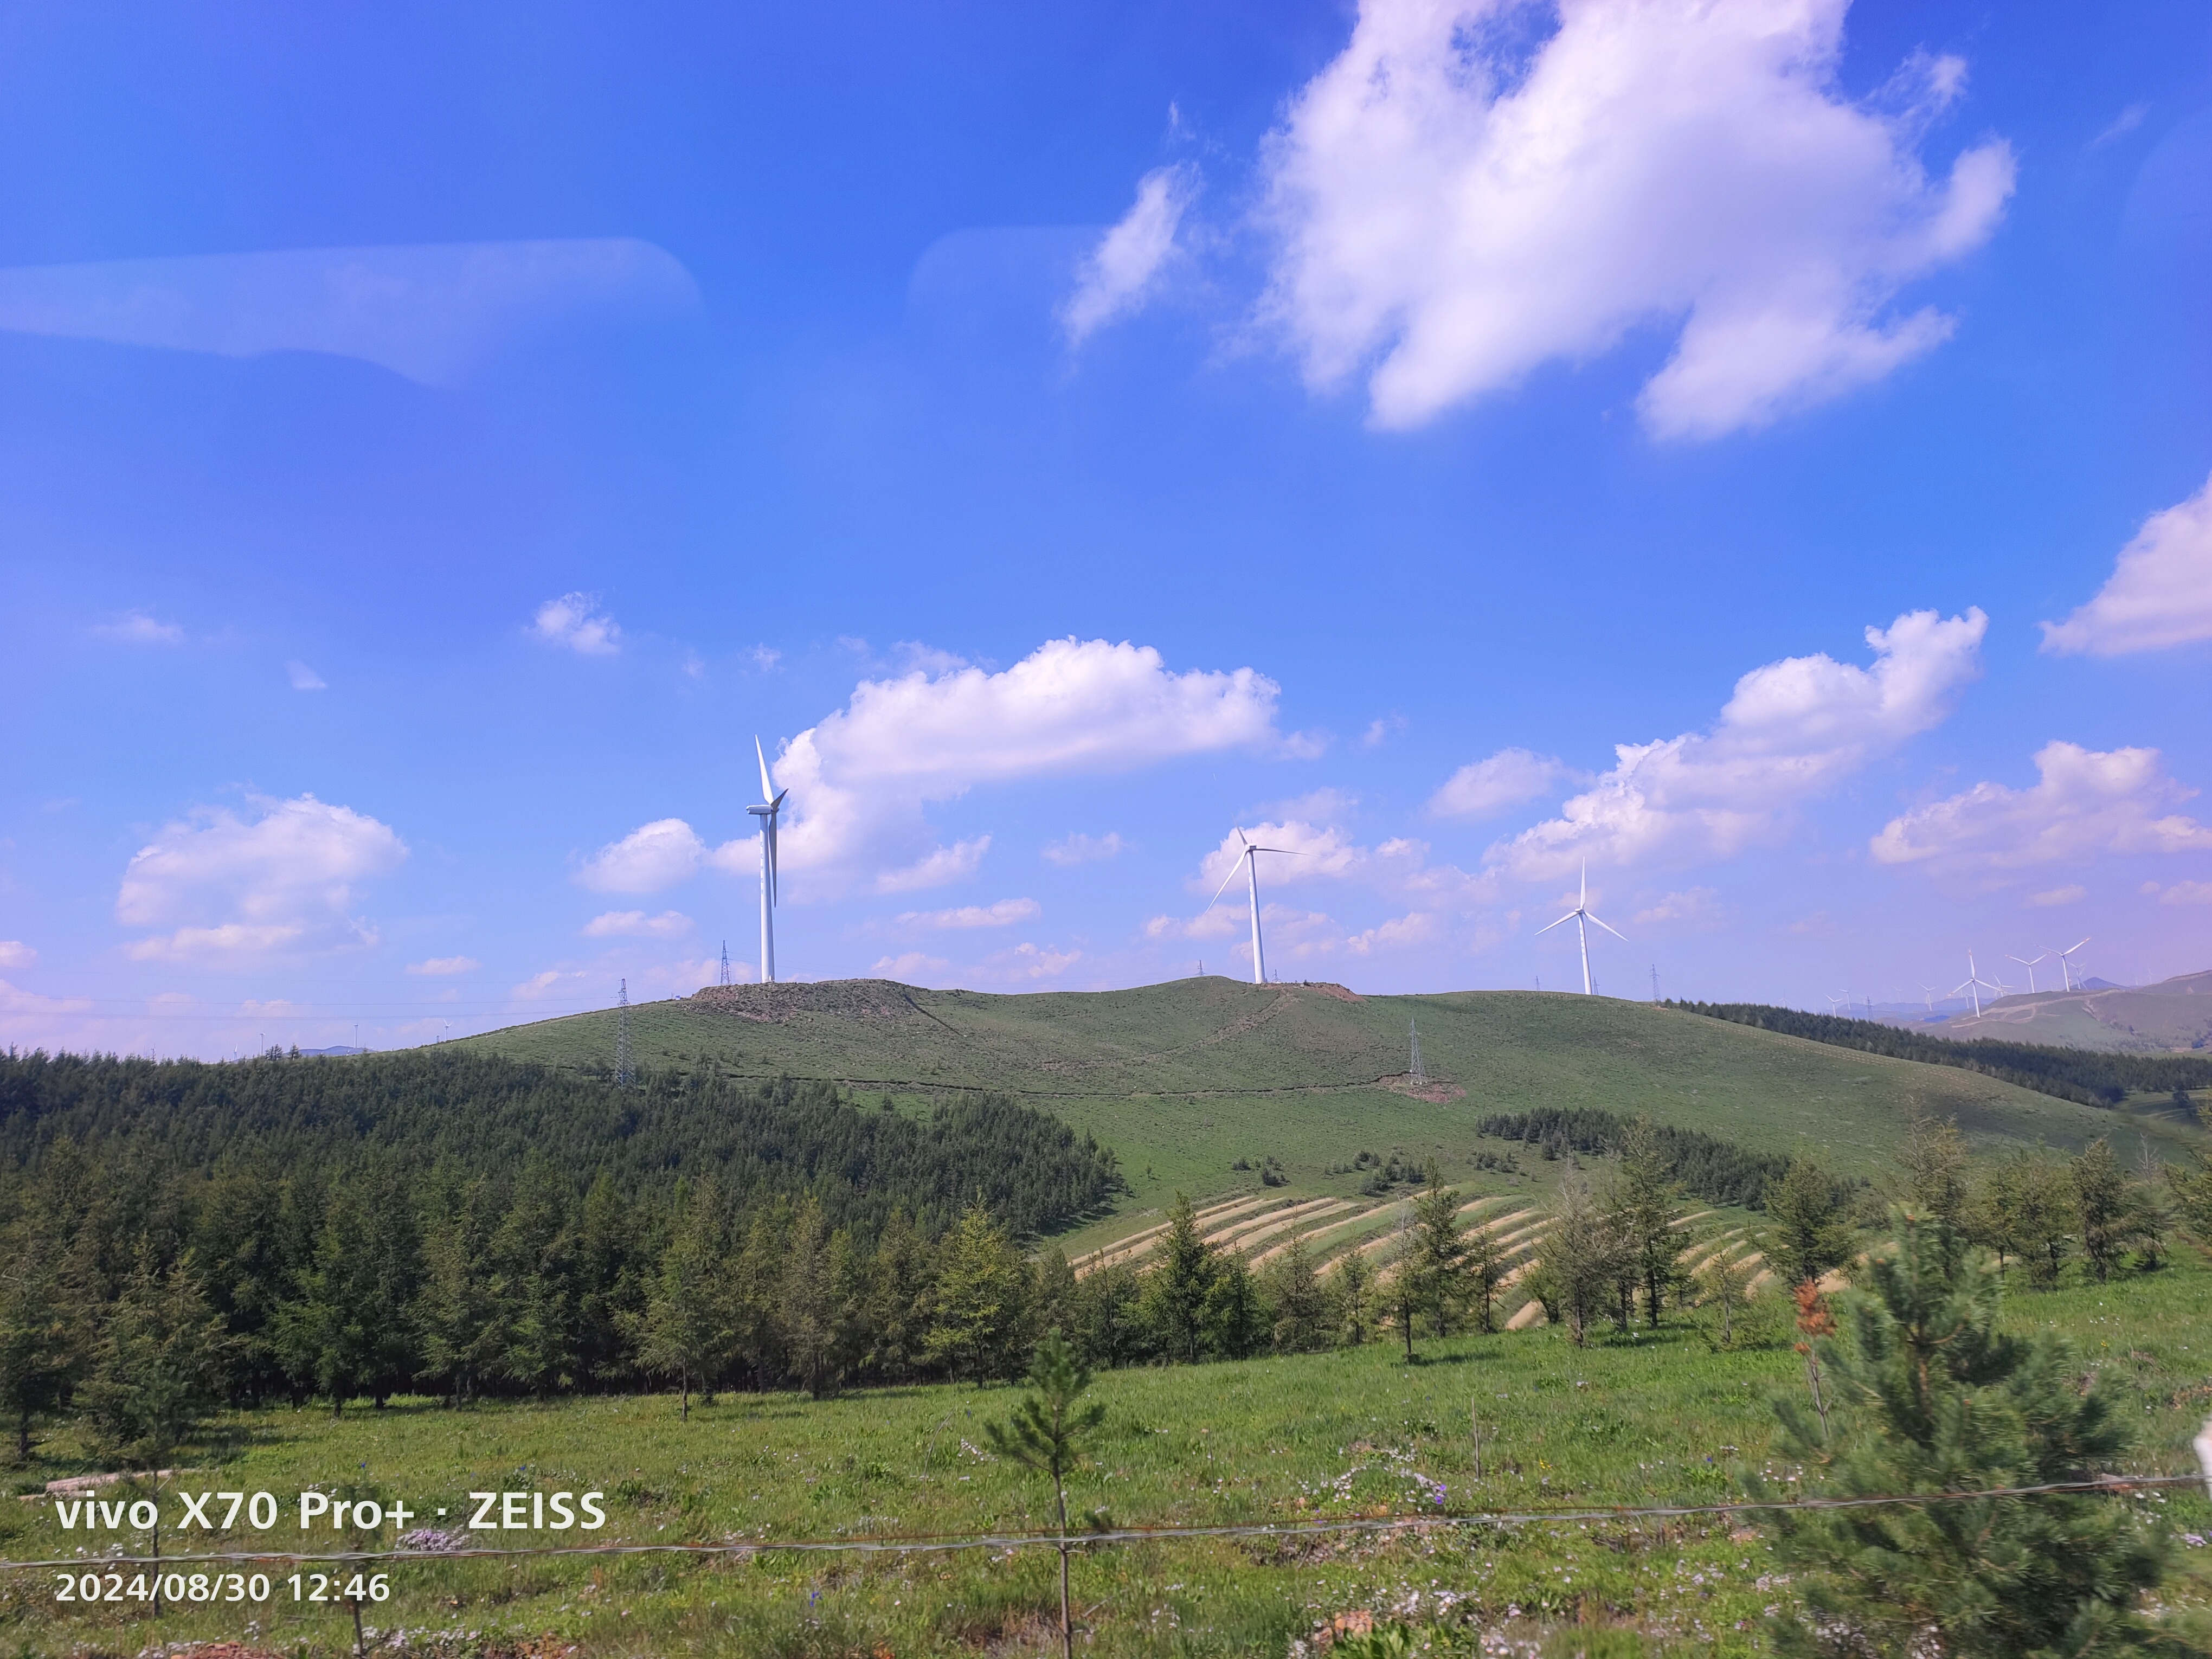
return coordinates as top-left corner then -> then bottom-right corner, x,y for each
1918,983 -> 1941,1016
1952,949 -> 2002,1018
1205,828 -> 1300,986
1535,861 -> 1626,995
2008,951 -> 2048,994
748,737 -> 789,985
2046,936 -> 2091,991
1826,992 -> 1851,1015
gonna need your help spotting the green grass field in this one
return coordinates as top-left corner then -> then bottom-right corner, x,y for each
464,979 -> 2209,1256
9,1252 -> 2209,1658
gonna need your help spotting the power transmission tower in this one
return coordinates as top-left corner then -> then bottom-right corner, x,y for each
1408,1018 -> 1426,1084
614,978 -> 635,1087
719,940 -> 731,986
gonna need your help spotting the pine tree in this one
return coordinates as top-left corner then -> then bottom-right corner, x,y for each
2071,1138 -> 2130,1283
1615,1117 -> 1684,1326
0,1211 -> 80,1461
78,1249 -> 230,1468
1138,1194 -> 1218,1365
1201,1250 -> 1267,1359
1386,1201 -> 1424,1360
1756,1208 -> 2169,1657
986,1328 -> 1106,1659
780,1198 -> 840,1398
1412,1174 -> 1467,1338
925,1200 -> 1025,1385
1333,1243 -> 1378,1348
638,1194 -> 719,1417
1532,1168 -> 1619,1347
1765,1160 -> 1852,1288
1462,1211 -> 1508,1334
1262,1233 -> 1334,1353
1900,1108 -> 1970,1229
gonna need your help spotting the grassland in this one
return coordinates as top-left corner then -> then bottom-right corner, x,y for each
8,1252 -> 2209,1658
1895,968 -> 2212,1054
464,979 -> 2209,1256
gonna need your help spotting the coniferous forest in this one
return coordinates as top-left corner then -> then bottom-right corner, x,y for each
0,1049 -> 1138,1439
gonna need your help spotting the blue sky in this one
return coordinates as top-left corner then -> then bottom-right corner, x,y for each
3,0 -> 2210,1057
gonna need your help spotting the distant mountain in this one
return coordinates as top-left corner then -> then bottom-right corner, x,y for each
296,1045 -> 366,1057
1888,968 -> 2212,1053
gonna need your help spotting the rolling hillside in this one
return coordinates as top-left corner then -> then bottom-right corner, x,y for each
1892,968 -> 2212,1053
466,978 -> 2207,1256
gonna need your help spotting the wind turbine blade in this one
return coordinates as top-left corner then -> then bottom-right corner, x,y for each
1535,911 -> 1577,936
1250,847 -> 1302,856
1206,851 -> 1248,909
773,788 -> 789,811
1579,859 -> 1588,909
2066,937 -> 2089,954
1236,827 -> 1250,847
754,737 -> 774,803
1587,912 -> 1627,943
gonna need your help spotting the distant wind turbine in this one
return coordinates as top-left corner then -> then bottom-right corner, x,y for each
2046,936 -> 2091,992
1952,949 -> 2002,1018
748,737 -> 789,984
2008,951 -> 2048,994
1535,861 -> 1625,996
1826,991 -> 1850,1015
1206,829 -> 1300,985
1918,983 -> 1941,1016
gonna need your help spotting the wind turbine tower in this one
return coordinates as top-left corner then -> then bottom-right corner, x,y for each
2047,937 -> 2091,992
1952,950 -> 2001,1019
1206,829 -> 1299,985
748,737 -> 790,985
1535,861 -> 1625,995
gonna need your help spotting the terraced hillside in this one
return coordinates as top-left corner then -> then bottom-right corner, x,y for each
466,978 -> 2206,1252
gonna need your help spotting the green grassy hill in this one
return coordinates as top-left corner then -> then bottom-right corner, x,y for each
467,978 -> 2206,1251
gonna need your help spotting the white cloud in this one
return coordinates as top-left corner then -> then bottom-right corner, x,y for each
2040,471 -> 2212,655
94,611 -> 184,644
0,941 -> 34,969
2150,880 -> 2212,906
512,968 -> 589,1000
532,593 -> 621,656
981,942 -> 1083,982
2027,885 -> 2085,908
0,978 -> 91,1014
1634,887 -> 1724,927
769,638 -> 1282,895
582,910 -> 693,939
1042,831 -> 1127,866
749,646 -> 782,672
896,898 -> 1040,930
876,837 -> 992,894
1146,909 -> 1242,942
1259,0 -> 2014,438
117,794 -> 407,964
1062,165 -> 1198,345
1362,715 -> 1407,748
407,955 -> 480,975
873,950 -> 951,983
1194,821 -> 1369,895
574,819 -> 705,893
2090,104 -> 2149,151
1430,749 -> 1572,821
1491,608 -> 1986,878
0,239 -> 697,386
287,660 -> 327,691
1345,911 -> 1438,955
1871,741 -> 2212,875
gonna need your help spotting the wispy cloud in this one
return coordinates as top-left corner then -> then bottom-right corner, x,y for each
582,909 -> 693,938
406,955 -> 480,976
94,611 -> 184,645
1063,165 -> 1199,345
287,660 -> 327,691
0,239 -> 698,386
1042,832 -> 1126,866
0,941 -> 36,970
896,897 -> 1040,930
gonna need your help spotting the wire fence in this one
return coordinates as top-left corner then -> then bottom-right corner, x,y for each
7,1473 -> 2204,1574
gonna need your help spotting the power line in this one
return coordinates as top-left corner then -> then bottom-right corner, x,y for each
5,1474 -> 2197,1574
